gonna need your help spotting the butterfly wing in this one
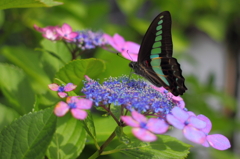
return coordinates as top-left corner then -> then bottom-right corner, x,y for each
136,11 -> 187,96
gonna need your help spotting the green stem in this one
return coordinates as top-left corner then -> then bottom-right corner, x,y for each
88,130 -> 116,159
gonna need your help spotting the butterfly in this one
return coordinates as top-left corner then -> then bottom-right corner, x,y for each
129,11 -> 187,96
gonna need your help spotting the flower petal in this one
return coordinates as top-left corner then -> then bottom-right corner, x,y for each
183,126 -> 206,144
131,111 -> 147,123
121,51 -> 138,61
71,109 -> 87,120
121,116 -> 139,127
147,118 -> 169,134
58,92 -> 68,98
123,41 -> 140,54
48,83 -> 59,91
54,101 -> 69,116
188,116 -> 206,129
113,34 -> 125,50
171,107 -> 189,123
76,98 -> 93,109
207,134 -> 231,150
197,115 -> 212,134
66,96 -> 79,103
64,83 -> 77,92
166,114 -> 184,129
61,23 -> 72,34
132,128 -> 157,142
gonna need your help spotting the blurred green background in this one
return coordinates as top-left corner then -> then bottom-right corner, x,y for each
0,0 -> 240,158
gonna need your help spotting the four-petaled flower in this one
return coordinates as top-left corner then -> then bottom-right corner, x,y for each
104,34 -> 140,61
167,107 -> 231,150
34,24 -> 60,41
121,111 -> 169,142
48,83 -> 77,98
54,96 -> 92,120
56,23 -> 78,41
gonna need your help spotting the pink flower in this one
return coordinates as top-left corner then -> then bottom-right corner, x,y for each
151,85 -> 185,108
56,23 -> 78,41
121,111 -> 169,142
54,96 -> 92,120
104,34 -> 140,61
34,24 -> 60,41
197,115 -> 231,150
167,107 -> 231,150
48,83 -> 77,98
167,107 -> 207,144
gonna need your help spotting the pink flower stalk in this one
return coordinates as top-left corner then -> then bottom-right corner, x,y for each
48,83 -> 77,98
34,24 -> 60,41
54,96 -> 92,120
56,23 -> 78,41
121,111 -> 169,142
167,107 -> 231,150
104,34 -> 140,61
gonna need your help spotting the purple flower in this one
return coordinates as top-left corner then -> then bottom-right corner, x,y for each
121,111 -> 169,142
103,34 -> 140,61
75,30 -> 108,50
56,23 -> 78,41
81,76 -> 175,117
34,24 -> 60,41
167,107 -> 231,150
48,83 -> 77,98
54,96 -> 92,120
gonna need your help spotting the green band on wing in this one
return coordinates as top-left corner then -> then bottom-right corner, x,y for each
151,48 -> 161,54
152,41 -> 161,48
155,35 -> 162,41
158,20 -> 163,25
156,25 -> 162,31
152,68 -> 170,86
156,30 -> 162,36
150,54 -> 159,59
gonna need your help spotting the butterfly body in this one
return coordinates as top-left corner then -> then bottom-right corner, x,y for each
129,11 -> 187,96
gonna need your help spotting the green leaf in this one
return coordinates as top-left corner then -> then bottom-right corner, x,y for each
82,112 -> 97,142
40,39 -> 72,64
0,103 -> 19,131
1,46 -> 52,93
111,135 -> 190,159
46,113 -> 86,159
0,107 -> 57,159
0,63 -> 35,114
115,126 -> 131,145
55,58 -> 105,93
0,0 -> 63,10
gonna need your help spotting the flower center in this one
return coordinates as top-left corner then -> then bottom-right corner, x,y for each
58,86 -> 65,92
139,122 -> 147,129
68,102 -> 77,109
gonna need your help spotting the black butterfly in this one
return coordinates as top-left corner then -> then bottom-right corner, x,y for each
129,11 -> 187,96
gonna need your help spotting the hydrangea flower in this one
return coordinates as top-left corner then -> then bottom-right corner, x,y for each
34,24 -> 60,41
121,111 -> 169,142
104,34 -> 140,61
56,23 -> 78,41
167,107 -> 231,150
48,83 -> 77,98
75,30 -> 108,50
54,96 -> 92,120
82,76 -> 175,118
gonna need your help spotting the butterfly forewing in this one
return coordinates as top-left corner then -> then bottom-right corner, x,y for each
130,11 -> 187,96
138,11 -> 173,62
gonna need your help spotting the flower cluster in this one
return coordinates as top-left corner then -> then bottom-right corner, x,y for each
82,76 -> 178,118
48,83 -> 92,120
34,23 -> 140,61
81,75 -> 231,150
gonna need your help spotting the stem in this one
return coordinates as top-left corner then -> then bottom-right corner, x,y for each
88,130 -> 116,159
101,104 -> 120,125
